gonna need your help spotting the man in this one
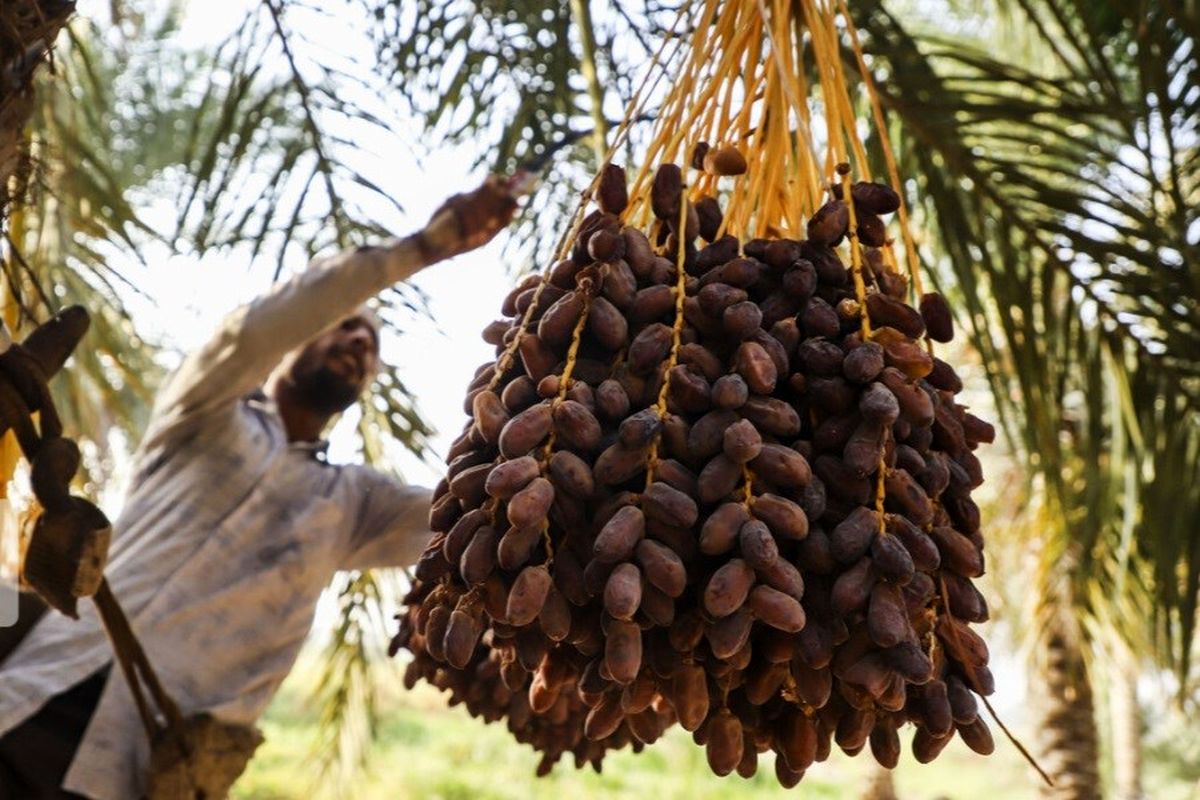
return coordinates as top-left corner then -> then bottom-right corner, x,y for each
0,176 -> 518,799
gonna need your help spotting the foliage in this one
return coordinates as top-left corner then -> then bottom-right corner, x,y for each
8,16 -> 172,471
848,0 -> 1200,687
6,0 -> 437,468
360,0 -> 685,268
307,570 -> 404,796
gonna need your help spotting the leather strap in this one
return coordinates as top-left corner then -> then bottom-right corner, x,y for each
92,581 -> 188,753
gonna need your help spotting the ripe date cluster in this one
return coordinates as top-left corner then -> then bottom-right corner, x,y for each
392,160 -> 996,784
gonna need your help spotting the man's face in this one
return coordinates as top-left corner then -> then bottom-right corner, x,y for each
287,315 -> 380,416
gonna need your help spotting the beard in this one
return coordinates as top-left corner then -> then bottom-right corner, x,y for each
290,365 -> 360,416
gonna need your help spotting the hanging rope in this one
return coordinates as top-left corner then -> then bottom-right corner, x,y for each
93,580 -> 189,747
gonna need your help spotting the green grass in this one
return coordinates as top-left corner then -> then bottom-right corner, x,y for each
231,660 -> 1042,800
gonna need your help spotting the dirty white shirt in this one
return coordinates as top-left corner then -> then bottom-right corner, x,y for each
0,238 -> 439,800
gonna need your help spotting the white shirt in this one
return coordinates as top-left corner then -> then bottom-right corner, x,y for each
0,238 -> 438,799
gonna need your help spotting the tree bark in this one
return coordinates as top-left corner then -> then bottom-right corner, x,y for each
1033,621 -> 1102,800
1110,642 -> 1144,800
0,0 -> 75,222
861,761 -> 899,800
567,0 -> 608,165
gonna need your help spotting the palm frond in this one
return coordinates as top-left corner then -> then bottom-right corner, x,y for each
359,0 -> 686,265
0,0 -> 75,224
308,569 -> 402,799
3,15 -> 170,486
852,0 -> 1200,685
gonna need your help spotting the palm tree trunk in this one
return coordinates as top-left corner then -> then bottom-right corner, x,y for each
1033,621 -> 1102,800
0,0 -> 74,219
1110,643 -> 1143,800
0,94 -> 33,211
861,762 -> 899,800
567,0 -> 608,164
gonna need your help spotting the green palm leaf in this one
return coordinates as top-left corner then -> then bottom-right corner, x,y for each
851,0 -> 1200,686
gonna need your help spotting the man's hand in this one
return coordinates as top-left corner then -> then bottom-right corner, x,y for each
416,175 -> 521,262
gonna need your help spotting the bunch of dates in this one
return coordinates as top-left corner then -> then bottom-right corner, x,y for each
392,156 -> 996,785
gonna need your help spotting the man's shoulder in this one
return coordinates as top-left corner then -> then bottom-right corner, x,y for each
327,461 -> 422,495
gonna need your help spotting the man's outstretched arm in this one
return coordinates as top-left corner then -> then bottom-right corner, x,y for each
147,177 -> 518,432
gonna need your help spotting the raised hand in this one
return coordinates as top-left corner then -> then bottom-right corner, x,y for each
416,174 -> 521,262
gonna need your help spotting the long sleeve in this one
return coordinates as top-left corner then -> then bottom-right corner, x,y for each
341,469 -> 434,570
148,238 -> 427,432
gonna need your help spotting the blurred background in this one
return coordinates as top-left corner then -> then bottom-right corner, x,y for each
0,0 -> 1196,798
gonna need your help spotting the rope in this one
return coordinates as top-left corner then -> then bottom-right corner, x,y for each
93,580 -> 190,752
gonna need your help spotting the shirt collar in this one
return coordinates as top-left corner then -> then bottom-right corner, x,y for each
246,389 -> 331,460
292,438 -> 331,458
